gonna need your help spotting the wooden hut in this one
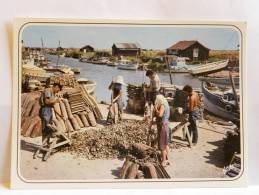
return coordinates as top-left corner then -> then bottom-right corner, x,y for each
112,43 -> 141,56
80,45 -> 94,53
166,40 -> 210,61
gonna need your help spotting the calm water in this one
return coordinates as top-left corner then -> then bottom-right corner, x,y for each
47,55 -> 201,104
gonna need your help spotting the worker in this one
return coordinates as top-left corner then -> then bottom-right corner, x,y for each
108,75 -> 125,120
144,70 -> 161,105
40,83 -> 62,145
182,85 -> 200,145
154,94 -> 170,167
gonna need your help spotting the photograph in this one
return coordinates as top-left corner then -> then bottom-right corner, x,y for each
11,19 -> 245,188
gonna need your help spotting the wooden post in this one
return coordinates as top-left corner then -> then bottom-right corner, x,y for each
229,71 -> 239,110
165,55 -> 173,85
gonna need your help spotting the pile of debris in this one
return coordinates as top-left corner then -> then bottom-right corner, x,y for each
62,119 -> 183,160
223,153 -> 241,178
21,86 -> 102,138
48,74 -> 77,88
223,129 -> 240,164
119,143 -> 170,179
63,120 -> 150,159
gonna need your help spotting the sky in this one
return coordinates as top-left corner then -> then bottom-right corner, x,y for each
21,24 -> 240,50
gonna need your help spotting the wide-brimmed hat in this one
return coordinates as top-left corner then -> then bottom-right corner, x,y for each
113,75 -> 126,85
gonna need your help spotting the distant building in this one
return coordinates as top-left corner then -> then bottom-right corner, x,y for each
80,45 -> 94,53
167,40 -> 210,61
56,46 -> 64,51
112,43 -> 141,56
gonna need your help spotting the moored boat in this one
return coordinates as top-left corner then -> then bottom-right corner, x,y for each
117,59 -> 138,70
201,81 -> 239,122
189,60 -> 229,76
199,76 -> 239,86
71,67 -> 80,74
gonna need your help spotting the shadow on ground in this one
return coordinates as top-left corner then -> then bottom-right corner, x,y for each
20,140 -> 39,153
111,166 -> 121,178
172,135 -> 190,148
204,139 -> 226,168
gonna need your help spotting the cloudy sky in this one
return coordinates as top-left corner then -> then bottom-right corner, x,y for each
22,24 -> 240,50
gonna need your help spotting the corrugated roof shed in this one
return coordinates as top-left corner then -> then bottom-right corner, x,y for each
113,43 -> 141,49
168,40 -> 209,50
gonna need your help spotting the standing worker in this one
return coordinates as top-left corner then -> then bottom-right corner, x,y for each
154,94 -> 170,167
144,70 -> 161,105
183,85 -> 200,145
40,83 -> 62,145
108,75 -> 125,121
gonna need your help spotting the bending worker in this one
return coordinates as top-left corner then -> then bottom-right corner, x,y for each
154,94 -> 170,167
108,75 -> 125,120
40,83 -> 62,145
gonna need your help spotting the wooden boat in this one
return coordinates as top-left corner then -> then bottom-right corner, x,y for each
188,60 -> 229,76
106,61 -> 118,67
201,82 -> 239,122
71,67 -> 80,74
44,64 -> 74,75
77,78 -> 96,96
199,76 -> 239,86
117,59 -> 138,70
164,66 -> 189,73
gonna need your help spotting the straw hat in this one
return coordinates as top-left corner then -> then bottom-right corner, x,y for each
114,75 -> 126,85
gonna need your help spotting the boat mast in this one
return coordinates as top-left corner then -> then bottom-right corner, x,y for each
56,40 -> 61,67
229,71 -> 239,110
165,55 -> 173,84
41,37 -> 45,55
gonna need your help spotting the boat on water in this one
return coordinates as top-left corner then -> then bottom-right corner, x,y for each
201,81 -> 239,122
117,59 -> 138,70
106,61 -> 118,67
44,64 -> 75,75
199,76 -> 239,86
71,67 -> 80,74
164,66 -> 189,73
188,60 -> 229,76
77,78 -> 96,96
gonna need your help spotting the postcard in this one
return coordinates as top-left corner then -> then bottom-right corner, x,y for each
11,18 -> 246,188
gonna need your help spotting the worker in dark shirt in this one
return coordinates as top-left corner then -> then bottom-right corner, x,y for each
40,83 -> 62,144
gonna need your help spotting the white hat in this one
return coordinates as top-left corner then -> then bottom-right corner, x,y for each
114,75 -> 126,85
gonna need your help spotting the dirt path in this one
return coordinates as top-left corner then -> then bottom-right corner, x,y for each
19,104 -> 229,180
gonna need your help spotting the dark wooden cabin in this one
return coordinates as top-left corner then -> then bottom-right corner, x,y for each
112,43 -> 141,56
166,40 -> 210,61
80,45 -> 94,53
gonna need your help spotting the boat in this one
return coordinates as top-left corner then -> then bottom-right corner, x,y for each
164,66 -> 189,73
201,81 -> 239,122
44,64 -> 74,75
188,60 -> 229,76
199,76 -> 239,86
164,56 -> 195,73
77,78 -> 96,96
117,59 -> 138,70
106,61 -> 118,67
71,67 -> 80,74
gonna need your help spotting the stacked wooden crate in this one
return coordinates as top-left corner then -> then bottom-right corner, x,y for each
126,84 -> 145,114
